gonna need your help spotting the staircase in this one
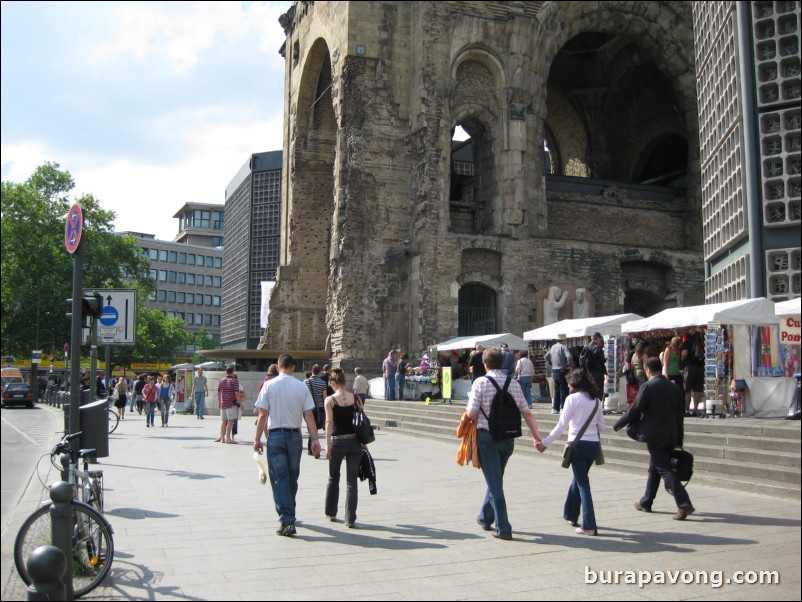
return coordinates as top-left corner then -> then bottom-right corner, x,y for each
366,398 -> 802,500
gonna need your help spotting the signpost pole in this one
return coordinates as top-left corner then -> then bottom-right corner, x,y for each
66,204 -> 84,443
89,319 -> 98,403
69,244 -> 83,439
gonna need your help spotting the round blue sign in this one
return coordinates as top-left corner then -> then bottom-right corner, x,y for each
99,306 -> 119,326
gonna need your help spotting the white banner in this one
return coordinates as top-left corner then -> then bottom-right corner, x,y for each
261,281 -> 276,329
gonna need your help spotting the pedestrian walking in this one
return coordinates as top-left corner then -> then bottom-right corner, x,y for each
537,369 -> 605,536
324,367 -> 366,528
253,354 -> 320,537
143,376 -> 159,427
193,368 -> 209,420
466,347 -> 543,540
157,375 -> 175,427
613,357 -> 695,520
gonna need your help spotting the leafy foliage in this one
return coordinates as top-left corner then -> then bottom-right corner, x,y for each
1,163 -> 152,358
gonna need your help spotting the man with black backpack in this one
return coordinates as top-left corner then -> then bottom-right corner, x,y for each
466,347 -> 543,540
580,332 -> 607,400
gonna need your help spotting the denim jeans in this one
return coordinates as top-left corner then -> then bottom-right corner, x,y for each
397,374 -> 406,400
145,401 -> 158,426
159,398 -> 171,425
518,376 -> 533,407
386,374 -> 396,400
476,429 -> 515,537
564,440 -> 599,531
552,370 -> 569,412
194,391 -> 206,418
267,431 -> 303,525
325,436 -> 363,524
641,443 -> 692,510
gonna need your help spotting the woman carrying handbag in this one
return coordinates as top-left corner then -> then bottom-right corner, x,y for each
324,368 -> 367,528
536,369 -> 606,536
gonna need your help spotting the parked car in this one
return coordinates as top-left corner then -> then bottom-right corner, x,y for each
2,382 -> 34,408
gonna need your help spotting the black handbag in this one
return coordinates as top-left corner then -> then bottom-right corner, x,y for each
670,448 -> 694,482
353,398 -> 375,444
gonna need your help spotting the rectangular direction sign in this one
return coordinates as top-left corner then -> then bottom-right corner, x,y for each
84,288 -> 137,346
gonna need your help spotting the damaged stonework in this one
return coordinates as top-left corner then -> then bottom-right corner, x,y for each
261,1 -> 703,372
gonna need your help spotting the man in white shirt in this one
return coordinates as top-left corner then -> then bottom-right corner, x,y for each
254,354 -> 321,537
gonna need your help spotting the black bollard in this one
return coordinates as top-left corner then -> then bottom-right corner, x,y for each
49,481 -> 74,601
26,545 -> 66,601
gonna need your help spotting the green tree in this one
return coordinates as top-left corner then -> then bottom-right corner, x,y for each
1,163 -> 152,358
190,327 -> 215,364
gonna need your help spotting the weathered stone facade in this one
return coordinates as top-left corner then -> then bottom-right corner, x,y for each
260,1 -> 705,371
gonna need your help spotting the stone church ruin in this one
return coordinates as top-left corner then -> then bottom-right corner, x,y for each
260,1 -> 704,371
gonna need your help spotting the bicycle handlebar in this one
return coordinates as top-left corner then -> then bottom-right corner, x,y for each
53,431 -> 83,456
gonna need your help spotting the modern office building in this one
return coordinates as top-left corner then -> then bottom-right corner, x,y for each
122,223 -> 225,351
221,151 -> 283,349
172,202 -> 226,247
694,1 -> 801,302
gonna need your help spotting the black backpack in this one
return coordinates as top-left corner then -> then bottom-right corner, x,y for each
480,376 -> 522,440
579,346 -> 592,371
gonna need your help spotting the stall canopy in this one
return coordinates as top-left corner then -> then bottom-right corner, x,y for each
621,297 -> 779,333
775,297 -> 801,316
436,332 -> 530,351
523,314 -> 644,341
169,363 -> 195,371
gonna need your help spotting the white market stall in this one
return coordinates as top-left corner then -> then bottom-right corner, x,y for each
620,297 -> 793,418
169,362 -> 196,412
523,313 -> 644,340
435,332 -> 530,351
435,333 -> 530,400
524,314 -> 644,411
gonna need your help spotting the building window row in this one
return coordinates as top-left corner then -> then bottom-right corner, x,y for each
143,248 -> 222,268
163,311 -> 221,327
149,290 -> 222,307
148,270 -> 222,288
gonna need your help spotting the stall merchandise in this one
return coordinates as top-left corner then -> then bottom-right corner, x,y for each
524,314 -> 643,412
620,298 -> 794,418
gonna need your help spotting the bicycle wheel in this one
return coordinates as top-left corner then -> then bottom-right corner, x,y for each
14,500 -> 114,598
107,408 -> 119,434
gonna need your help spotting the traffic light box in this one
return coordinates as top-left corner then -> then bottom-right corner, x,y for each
66,292 -> 103,327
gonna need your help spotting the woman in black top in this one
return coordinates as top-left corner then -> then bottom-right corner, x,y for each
324,368 -> 366,527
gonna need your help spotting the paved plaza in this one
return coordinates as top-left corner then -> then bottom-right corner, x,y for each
2,405 -> 800,600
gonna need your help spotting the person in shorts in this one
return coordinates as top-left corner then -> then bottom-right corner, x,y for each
216,366 -> 239,443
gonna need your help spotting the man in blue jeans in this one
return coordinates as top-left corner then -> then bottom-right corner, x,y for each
254,354 -> 321,536
546,335 -> 574,414
466,348 -> 543,540
193,368 -> 208,419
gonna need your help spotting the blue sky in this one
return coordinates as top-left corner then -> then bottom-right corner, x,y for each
1,1 -> 292,241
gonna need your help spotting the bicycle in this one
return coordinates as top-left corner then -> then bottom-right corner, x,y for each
107,401 -> 120,434
14,431 -> 114,598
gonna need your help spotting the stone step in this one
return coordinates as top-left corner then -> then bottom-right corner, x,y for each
365,398 -> 802,499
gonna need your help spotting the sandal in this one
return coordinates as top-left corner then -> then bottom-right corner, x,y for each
226,439 -> 237,444
214,436 -> 224,442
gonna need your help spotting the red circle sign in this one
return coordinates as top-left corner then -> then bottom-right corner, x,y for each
65,204 -> 83,253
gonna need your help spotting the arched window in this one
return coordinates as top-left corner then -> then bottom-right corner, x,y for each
458,284 -> 497,335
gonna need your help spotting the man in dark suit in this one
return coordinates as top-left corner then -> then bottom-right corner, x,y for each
613,356 -> 695,520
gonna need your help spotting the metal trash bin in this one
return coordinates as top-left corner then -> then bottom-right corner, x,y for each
79,399 -> 109,458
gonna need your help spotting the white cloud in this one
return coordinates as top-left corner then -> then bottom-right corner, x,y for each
93,1 -> 290,75
71,113 -> 285,241
1,139 -> 58,184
